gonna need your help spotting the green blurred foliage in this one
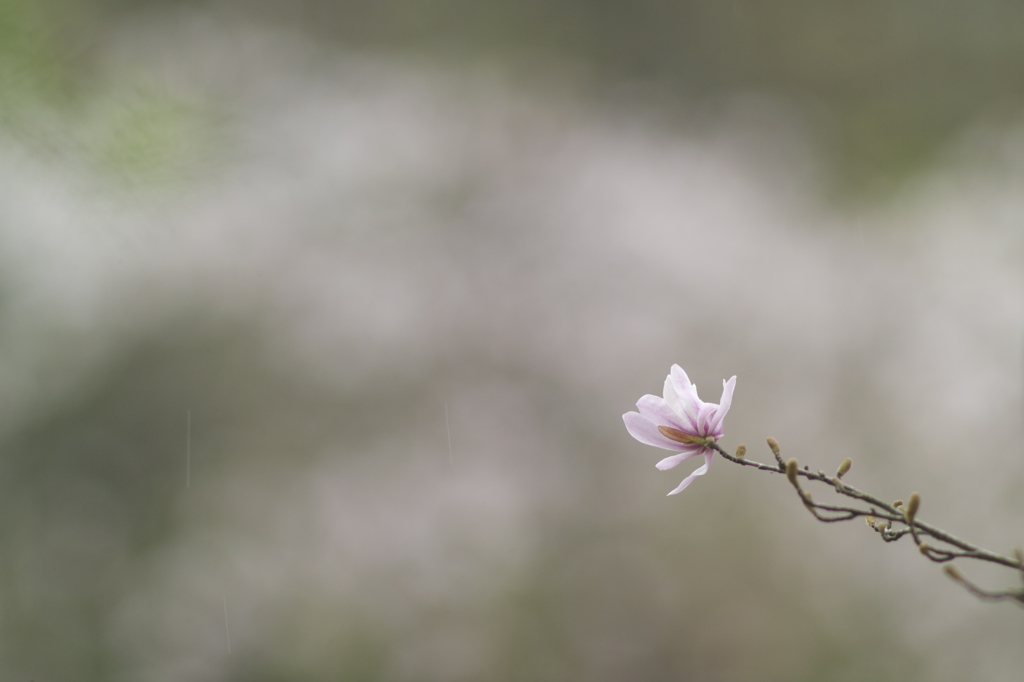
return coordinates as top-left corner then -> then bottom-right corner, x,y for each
0,0 -> 213,186
0,0 -> 72,133
17,0 -> 1023,197
82,86 -> 213,186
81,0 -> 1024,200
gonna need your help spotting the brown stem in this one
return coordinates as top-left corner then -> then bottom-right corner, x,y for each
707,441 -> 1022,575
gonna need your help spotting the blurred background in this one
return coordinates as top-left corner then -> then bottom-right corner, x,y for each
0,0 -> 1022,679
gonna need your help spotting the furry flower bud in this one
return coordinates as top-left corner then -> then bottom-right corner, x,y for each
785,458 -> 799,486
904,492 -> 921,526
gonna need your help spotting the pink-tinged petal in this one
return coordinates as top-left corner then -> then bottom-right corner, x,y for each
655,448 -> 703,470
623,412 -> 686,450
695,402 -> 716,435
708,376 -> 736,434
635,395 -> 688,432
669,364 -> 693,395
667,367 -> 701,431
666,450 -> 714,496
672,364 -> 701,403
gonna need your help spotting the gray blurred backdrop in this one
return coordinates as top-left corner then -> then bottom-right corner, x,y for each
0,0 -> 1022,680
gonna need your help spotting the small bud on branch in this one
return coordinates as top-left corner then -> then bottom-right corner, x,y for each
785,458 -> 799,487
766,437 -> 784,468
905,492 -> 921,527
944,565 -> 964,582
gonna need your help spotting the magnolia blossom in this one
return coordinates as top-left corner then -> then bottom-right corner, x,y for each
623,365 -> 736,495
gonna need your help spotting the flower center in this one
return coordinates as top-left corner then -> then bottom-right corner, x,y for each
658,426 -> 714,446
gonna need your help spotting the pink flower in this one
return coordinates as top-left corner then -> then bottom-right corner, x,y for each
623,365 -> 736,495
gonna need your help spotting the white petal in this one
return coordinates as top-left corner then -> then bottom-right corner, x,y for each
669,364 -> 692,388
666,450 -> 714,495
623,412 -> 686,450
655,448 -> 703,470
636,395 -> 681,425
708,376 -> 736,434
668,366 -> 701,430
662,373 -> 682,416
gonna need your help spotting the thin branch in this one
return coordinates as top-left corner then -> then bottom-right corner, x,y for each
707,440 -> 1024,606
944,566 -> 1024,605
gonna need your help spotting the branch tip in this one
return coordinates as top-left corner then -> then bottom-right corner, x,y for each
766,437 -> 785,468
905,492 -> 921,526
